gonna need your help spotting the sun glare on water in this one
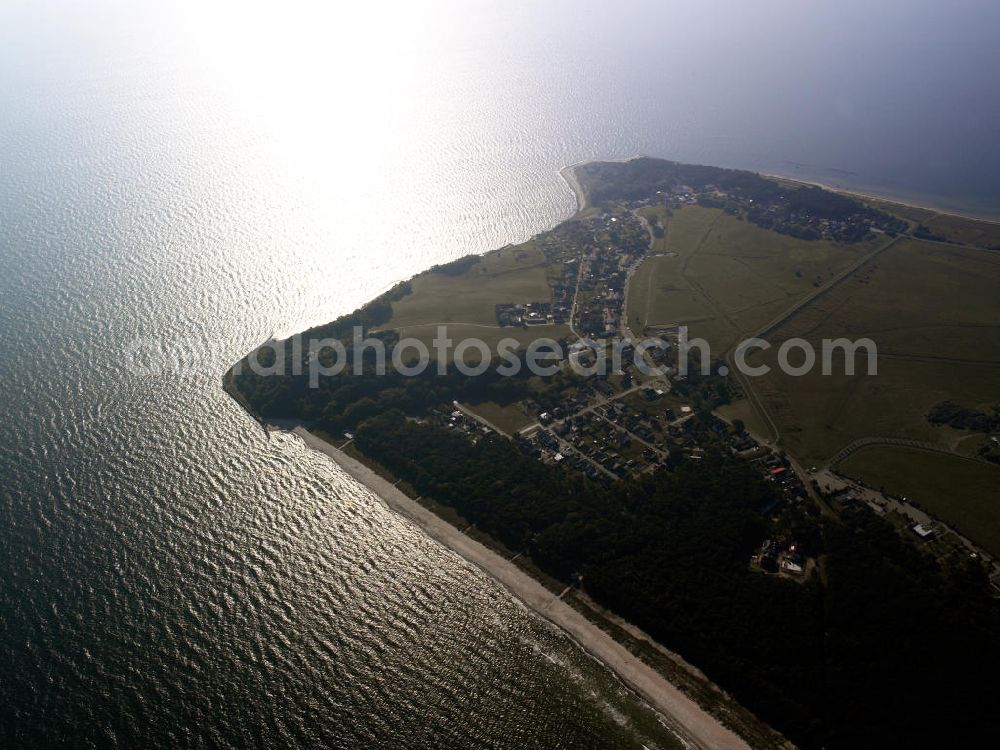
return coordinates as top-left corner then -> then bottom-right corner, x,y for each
164,2 -> 441,188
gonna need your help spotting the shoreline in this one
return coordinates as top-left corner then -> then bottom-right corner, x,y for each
556,157 -> 1000,224
761,172 -> 1000,225
559,154 -> 643,215
558,162 -> 589,214
289,425 -> 753,750
232,156 -> 992,749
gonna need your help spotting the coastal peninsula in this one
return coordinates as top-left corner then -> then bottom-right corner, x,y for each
227,158 -> 1000,749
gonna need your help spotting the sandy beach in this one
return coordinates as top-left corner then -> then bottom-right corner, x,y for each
291,426 -> 752,750
761,172 -> 1000,224
559,163 -> 589,214
561,158 -> 1000,224
559,155 -> 643,215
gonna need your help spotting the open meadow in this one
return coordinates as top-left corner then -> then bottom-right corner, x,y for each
628,205 -> 874,352
749,238 -> 1000,463
840,446 -> 1000,557
375,241 -> 570,350
740,236 -> 1000,545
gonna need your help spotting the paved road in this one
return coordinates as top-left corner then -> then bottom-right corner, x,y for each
814,466 -> 1000,577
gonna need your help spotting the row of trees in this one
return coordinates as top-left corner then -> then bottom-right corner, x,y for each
928,400 -> 1000,433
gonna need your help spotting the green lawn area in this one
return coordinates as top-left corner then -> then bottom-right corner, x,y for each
628,205 -> 872,352
923,212 -> 1000,249
750,239 -> 1000,466
464,400 -> 535,434
840,446 -> 1000,557
716,399 -> 770,441
385,242 -> 552,330
762,238 -> 1000,362
862,196 -> 939,225
375,240 -> 570,354
620,389 -> 689,417
754,357 -> 998,466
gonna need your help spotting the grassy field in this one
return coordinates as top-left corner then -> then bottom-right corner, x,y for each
747,239 -> 1000,465
715,399 -> 771,441
385,242 -> 552,329
464,400 -> 536,434
747,238 -> 1000,464
737,234 -> 1000,547
864,195 -> 1000,249
627,205 -> 873,352
376,240 -> 570,353
919,213 -> 1000,249
756,238 -> 1000,361
840,447 -> 1000,557
754,356 -> 997,466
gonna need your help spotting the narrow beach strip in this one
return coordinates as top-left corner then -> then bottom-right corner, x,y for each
291,425 -> 751,750
559,163 -> 588,213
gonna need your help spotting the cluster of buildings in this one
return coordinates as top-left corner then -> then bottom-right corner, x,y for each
648,182 -> 909,243
424,407 -> 493,442
823,475 -> 1000,582
746,202 -> 907,243
510,377 -> 680,482
750,452 -> 807,502
515,377 -> 750,483
494,302 -> 563,327
517,427 -> 608,481
751,537 -> 808,577
531,209 -> 651,340
570,215 -> 649,338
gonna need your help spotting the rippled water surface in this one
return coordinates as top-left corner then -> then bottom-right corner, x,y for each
2,1 -> 998,747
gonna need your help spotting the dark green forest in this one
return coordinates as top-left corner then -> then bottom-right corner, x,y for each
346,412 -> 998,749
229,342 -> 1000,748
928,400 -> 1000,434
225,159 -> 1000,747
577,157 -> 906,240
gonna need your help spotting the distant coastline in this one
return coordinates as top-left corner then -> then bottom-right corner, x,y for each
760,172 -> 1000,225
559,158 -> 1000,224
